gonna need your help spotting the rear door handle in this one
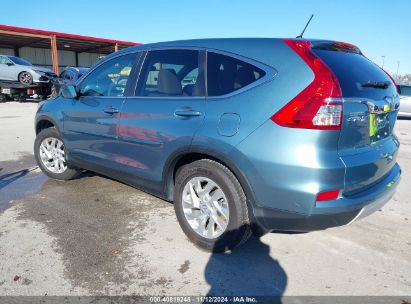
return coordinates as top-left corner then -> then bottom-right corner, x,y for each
103,106 -> 119,114
174,109 -> 201,117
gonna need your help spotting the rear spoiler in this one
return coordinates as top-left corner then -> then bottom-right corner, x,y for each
310,41 -> 362,55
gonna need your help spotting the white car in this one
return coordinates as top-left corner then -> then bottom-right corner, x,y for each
397,84 -> 411,118
0,55 -> 56,85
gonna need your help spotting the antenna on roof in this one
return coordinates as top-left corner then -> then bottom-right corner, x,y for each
296,14 -> 314,39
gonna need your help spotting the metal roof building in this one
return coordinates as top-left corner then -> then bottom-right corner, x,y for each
0,24 -> 140,74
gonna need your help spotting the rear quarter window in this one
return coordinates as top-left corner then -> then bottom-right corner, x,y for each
313,50 -> 396,100
207,52 -> 266,97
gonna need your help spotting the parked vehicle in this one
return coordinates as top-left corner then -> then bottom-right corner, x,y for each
51,67 -> 90,97
34,38 -> 401,252
0,81 -> 51,102
0,55 -> 56,85
397,84 -> 411,117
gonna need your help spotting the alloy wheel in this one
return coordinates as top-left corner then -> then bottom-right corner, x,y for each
19,72 -> 32,84
39,137 -> 67,174
182,176 -> 229,239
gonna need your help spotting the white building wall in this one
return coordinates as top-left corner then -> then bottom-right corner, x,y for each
0,48 -> 15,55
78,52 -> 105,67
3,47 -> 105,71
58,50 -> 76,67
20,47 -> 75,70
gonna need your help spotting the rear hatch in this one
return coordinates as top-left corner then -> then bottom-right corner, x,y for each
312,42 -> 400,195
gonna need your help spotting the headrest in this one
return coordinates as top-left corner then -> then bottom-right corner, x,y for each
158,69 -> 182,95
234,67 -> 256,88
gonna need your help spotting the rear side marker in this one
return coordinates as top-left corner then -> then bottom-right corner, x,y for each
316,189 -> 340,202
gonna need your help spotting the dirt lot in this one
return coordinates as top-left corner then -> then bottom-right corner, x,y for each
0,102 -> 410,297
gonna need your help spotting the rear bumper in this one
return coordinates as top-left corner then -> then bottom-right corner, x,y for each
253,163 -> 401,232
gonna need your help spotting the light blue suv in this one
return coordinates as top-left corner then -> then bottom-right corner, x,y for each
34,38 -> 401,252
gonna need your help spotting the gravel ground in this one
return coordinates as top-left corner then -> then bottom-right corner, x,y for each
0,101 -> 410,298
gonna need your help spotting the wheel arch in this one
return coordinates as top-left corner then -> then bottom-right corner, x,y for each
35,116 -> 61,135
163,148 -> 256,207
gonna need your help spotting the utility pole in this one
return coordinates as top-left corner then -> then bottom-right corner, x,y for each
396,61 -> 400,78
381,55 -> 386,69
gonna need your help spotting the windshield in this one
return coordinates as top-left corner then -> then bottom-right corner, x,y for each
9,56 -> 32,66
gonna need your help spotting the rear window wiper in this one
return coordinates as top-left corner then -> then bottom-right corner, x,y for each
361,81 -> 391,89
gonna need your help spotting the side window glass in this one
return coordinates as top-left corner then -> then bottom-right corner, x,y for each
4,57 -> 13,64
78,53 -> 137,97
0,56 -> 11,65
137,49 -> 204,97
207,52 -> 266,96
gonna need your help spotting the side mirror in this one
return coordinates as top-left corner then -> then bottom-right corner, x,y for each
60,84 -> 78,99
6,62 -> 14,66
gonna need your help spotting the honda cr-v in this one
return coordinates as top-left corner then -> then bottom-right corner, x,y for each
34,38 -> 401,252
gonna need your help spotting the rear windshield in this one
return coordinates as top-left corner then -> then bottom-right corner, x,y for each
312,49 -> 396,100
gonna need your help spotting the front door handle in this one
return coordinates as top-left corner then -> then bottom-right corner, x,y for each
103,106 -> 119,114
174,109 -> 201,118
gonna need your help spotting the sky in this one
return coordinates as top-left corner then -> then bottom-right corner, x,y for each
3,0 -> 410,74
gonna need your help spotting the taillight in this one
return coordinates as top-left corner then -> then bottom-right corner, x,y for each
332,41 -> 361,53
316,189 -> 340,202
271,39 -> 343,130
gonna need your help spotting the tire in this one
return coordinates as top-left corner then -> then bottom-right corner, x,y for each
14,94 -> 25,102
34,127 -> 80,180
174,159 -> 252,252
18,71 -> 33,85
